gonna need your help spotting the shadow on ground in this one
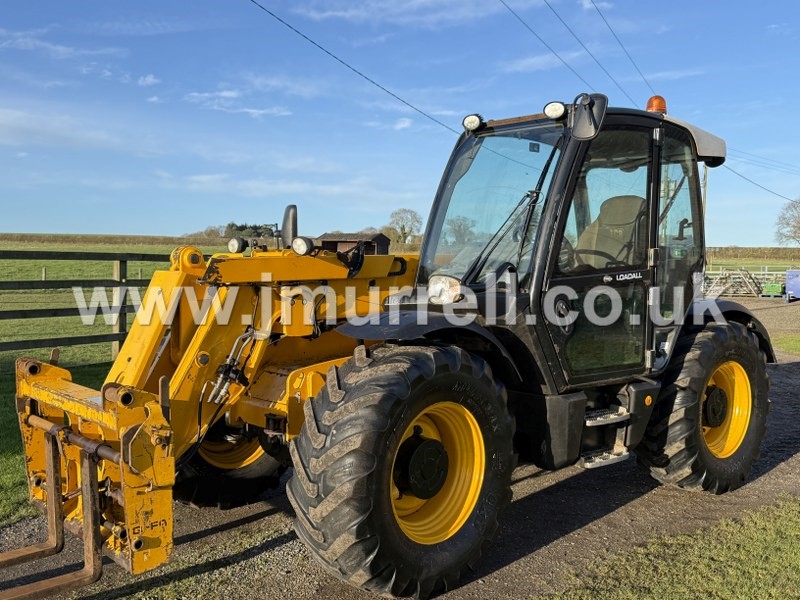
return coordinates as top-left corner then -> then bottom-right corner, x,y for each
1,359 -> 798,599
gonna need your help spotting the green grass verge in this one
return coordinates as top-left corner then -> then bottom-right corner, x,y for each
0,239 -> 228,527
771,333 -> 800,356
0,360 -> 111,527
548,498 -> 800,599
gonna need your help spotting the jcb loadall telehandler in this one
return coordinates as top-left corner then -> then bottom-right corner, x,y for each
1,93 -> 772,599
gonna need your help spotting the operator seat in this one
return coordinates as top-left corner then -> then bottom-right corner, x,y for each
575,195 -> 646,269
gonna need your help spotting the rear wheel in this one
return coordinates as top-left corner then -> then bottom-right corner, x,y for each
637,322 -> 769,493
289,345 -> 515,598
174,426 -> 286,508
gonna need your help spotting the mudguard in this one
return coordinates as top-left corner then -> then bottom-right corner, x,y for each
688,298 -> 776,362
336,310 -> 523,381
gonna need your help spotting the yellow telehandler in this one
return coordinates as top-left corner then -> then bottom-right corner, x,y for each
0,208 -> 417,598
1,94 -> 773,599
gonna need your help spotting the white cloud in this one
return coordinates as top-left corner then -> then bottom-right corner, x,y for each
273,155 -> 340,173
137,74 -> 160,87
187,146 -> 337,171
16,151 -> 28,158
645,68 -> 704,82
169,173 -> 418,206
186,174 -> 229,190
766,23 -> 795,37
218,107 -> 292,118
579,0 -> 612,9
245,74 -> 323,98
364,117 -> 435,132
293,0 -> 543,27
503,50 -> 584,73
76,20 -> 208,37
0,63 -> 73,89
0,27 -> 125,59
350,33 -> 394,48
0,107 -> 118,149
185,88 -> 290,119
146,95 -> 162,104
185,90 -> 242,103
430,109 -> 459,117
79,62 -> 135,85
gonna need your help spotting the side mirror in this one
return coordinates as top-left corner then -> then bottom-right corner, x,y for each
569,93 -> 608,141
281,205 -> 298,249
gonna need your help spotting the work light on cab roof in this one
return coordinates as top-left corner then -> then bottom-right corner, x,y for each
543,101 -> 567,119
462,114 -> 484,132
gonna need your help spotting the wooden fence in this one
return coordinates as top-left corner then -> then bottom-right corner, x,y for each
0,250 -> 170,356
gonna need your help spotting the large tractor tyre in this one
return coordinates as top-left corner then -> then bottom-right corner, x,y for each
288,344 -> 516,599
174,434 -> 286,508
636,322 -> 769,494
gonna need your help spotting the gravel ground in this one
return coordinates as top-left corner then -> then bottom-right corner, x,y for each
1,298 -> 798,599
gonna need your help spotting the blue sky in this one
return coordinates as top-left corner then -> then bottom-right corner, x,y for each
1,1 -> 798,245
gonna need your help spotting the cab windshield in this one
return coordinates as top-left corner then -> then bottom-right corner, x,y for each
419,119 -> 564,285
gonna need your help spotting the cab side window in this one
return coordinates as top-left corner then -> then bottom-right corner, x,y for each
657,126 -> 703,317
557,128 -> 650,274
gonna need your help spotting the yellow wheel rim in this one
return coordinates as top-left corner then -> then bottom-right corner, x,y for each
390,401 -> 485,545
702,361 -> 752,459
197,437 -> 264,470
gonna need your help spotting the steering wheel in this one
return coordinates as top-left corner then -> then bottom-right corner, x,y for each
574,248 -> 620,267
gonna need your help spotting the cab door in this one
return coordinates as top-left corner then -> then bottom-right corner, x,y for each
542,122 -> 658,386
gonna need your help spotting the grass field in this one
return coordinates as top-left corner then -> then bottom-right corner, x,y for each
0,238 -> 224,527
547,498 -> 800,599
706,258 -> 800,270
0,361 -> 110,527
771,333 -> 800,355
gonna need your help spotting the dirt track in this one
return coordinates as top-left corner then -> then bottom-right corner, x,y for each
1,299 -> 799,599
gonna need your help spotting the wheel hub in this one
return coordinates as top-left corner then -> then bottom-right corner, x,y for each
394,427 -> 449,500
704,385 -> 728,428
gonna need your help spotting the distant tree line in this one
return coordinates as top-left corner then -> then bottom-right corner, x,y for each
185,222 -> 280,239
185,208 -> 425,246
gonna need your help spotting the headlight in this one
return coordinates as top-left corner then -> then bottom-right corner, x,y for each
227,237 -> 248,254
428,275 -> 464,305
291,236 -> 315,256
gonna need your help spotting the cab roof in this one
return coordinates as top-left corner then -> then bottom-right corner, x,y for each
486,107 -> 727,168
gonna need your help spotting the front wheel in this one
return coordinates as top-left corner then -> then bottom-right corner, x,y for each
173,427 -> 286,508
636,322 -> 770,493
288,345 -> 515,598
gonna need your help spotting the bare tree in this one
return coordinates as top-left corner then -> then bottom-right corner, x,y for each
445,216 -> 477,245
776,201 -> 800,245
389,209 -> 423,244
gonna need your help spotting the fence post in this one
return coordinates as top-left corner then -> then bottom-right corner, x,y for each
112,260 -> 127,359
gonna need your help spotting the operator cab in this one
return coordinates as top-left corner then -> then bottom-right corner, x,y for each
415,93 -> 725,392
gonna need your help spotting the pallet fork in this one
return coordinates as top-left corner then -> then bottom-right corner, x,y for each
0,357 -> 175,599
0,430 -> 104,600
